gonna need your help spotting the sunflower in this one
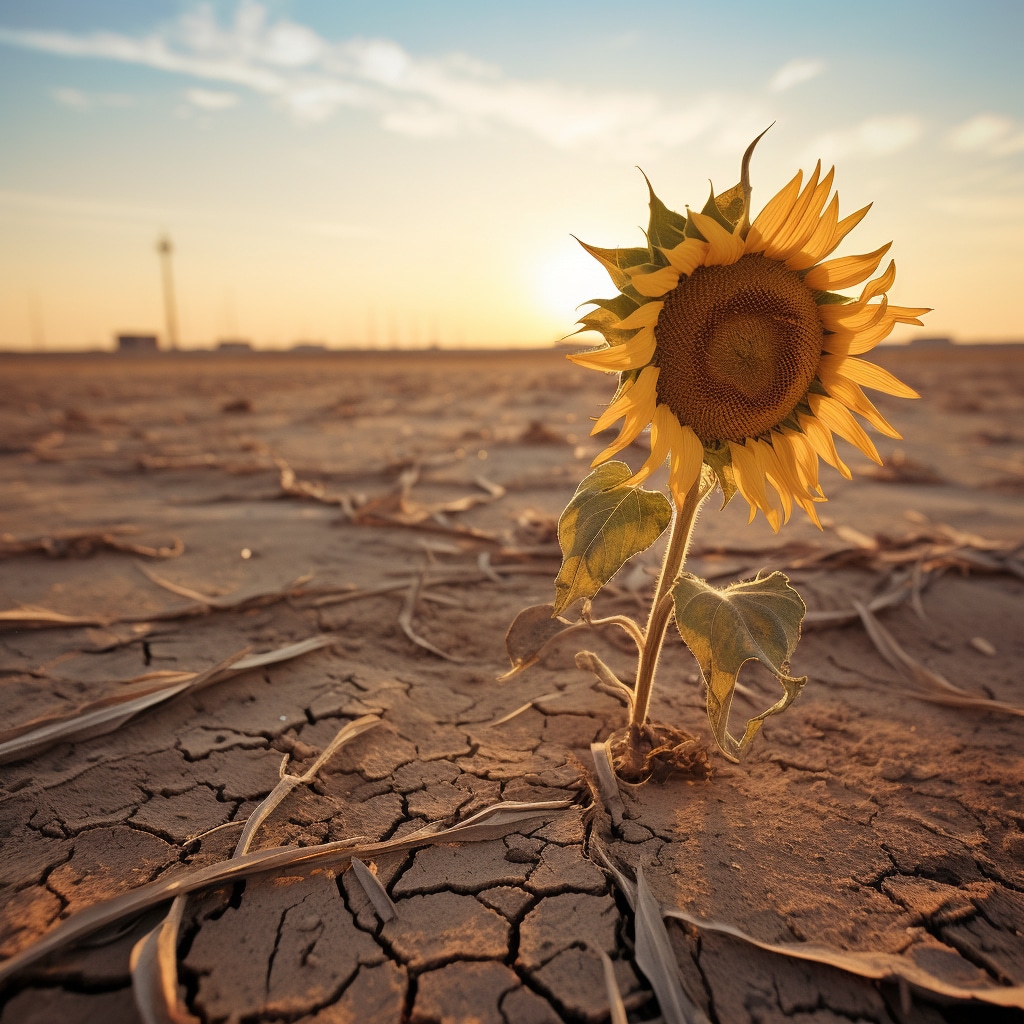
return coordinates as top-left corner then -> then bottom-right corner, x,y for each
570,142 -> 929,530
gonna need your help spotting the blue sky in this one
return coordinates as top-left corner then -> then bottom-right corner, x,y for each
1,0 -> 1022,349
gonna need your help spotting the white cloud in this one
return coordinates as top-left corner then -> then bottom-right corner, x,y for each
0,2 -> 760,157
186,87 -> 239,110
768,57 -> 825,93
52,86 -> 135,110
808,116 -> 924,161
947,113 -> 1024,156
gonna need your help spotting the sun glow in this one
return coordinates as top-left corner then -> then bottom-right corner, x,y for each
531,241 -> 615,330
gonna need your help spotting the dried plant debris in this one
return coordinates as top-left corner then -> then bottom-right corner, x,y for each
0,637 -> 333,764
0,800 -> 574,987
129,714 -> 383,1024
0,527 -> 184,560
662,905 -> 1024,1010
855,600 -> 1024,716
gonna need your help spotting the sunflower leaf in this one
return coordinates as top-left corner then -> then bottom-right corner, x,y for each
671,571 -> 807,761
577,239 -> 651,291
554,463 -> 672,615
643,178 -> 689,254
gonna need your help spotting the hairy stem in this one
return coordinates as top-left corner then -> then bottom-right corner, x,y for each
629,478 -> 709,730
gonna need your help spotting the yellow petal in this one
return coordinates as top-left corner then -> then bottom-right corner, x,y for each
661,237 -> 709,276
798,412 -> 851,479
667,423 -> 704,506
819,353 -> 920,399
859,259 -> 897,302
803,242 -> 892,292
808,393 -> 882,464
592,419 -> 645,465
772,430 -> 814,499
785,192 -> 839,271
626,404 -> 676,486
628,265 -> 679,298
687,211 -> 744,266
729,440 -> 782,532
615,300 -> 663,330
568,325 -> 656,372
745,170 -> 802,253
758,439 -> 793,524
763,162 -> 826,260
818,299 -> 876,331
819,203 -> 871,260
591,365 -> 660,434
821,298 -> 895,355
818,374 -> 901,438
781,427 -> 824,496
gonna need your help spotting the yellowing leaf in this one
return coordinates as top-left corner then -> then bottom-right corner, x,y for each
672,571 -> 807,761
554,462 -> 672,616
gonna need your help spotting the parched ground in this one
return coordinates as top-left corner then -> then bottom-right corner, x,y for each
0,346 -> 1022,1024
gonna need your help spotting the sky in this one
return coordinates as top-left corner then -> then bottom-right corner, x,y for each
0,0 -> 1022,351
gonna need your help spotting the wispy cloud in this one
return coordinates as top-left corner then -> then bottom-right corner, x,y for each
947,113 -> 1024,156
0,2 -> 756,156
186,87 -> 239,110
768,58 -> 825,93
807,116 -> 925,161
52,86 -> 136,110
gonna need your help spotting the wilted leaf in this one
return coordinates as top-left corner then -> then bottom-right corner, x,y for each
554,463 -> 672,615
672,571 -> 807,761
500,603 -> 581,679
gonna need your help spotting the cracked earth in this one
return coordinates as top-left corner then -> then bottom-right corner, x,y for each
1,347 -> 1023,1023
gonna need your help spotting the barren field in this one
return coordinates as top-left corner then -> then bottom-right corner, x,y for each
0,345 -> 1022,1024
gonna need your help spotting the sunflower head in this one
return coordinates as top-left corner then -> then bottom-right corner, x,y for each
570,138 -> 930,531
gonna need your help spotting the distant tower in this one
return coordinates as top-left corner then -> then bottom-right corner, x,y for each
156,233 -> 180,351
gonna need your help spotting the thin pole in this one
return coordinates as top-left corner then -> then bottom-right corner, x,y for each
156,234 -> 180,351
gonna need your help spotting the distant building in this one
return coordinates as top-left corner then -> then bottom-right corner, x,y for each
116,333 -> 159,354
909,336 -> 953,347
217,339 -> 253,352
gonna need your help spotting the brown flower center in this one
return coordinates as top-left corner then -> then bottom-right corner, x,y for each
654,253 -> 823,443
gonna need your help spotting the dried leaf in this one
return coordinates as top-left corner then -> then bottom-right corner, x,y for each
398,575 -> 464,661
598,950 -> 628,1024
0,638 -> 332,765
129,896 -> 200,1024
663,906 -> 1024,1010
486,692 -> 562,727
854,601 -> 1024,716
234,714 -> 380,856
350,858 -> 397,922
0,800 -> 573,985
634,866 -> 712,1024
500,603 -> 581,680
136,563 -> 313,609
590,741 -> 625,827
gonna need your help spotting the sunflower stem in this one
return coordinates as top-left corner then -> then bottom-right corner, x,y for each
629,479 -> 708,732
